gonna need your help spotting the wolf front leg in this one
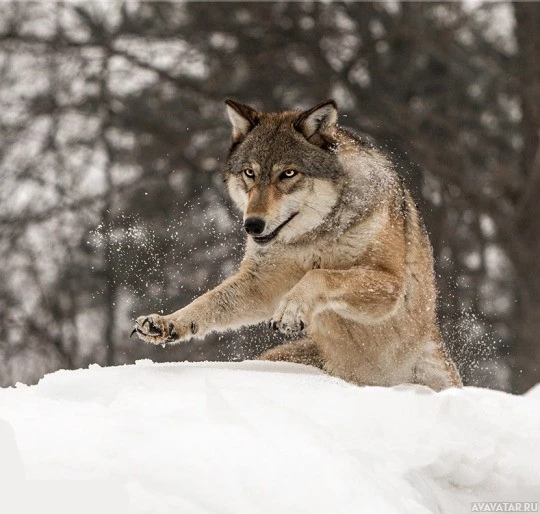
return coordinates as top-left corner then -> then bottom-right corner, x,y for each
133,262 -> 303,345
270,267 -> 404,334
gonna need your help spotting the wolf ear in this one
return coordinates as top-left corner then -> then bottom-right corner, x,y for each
295,100 -> 338,147
225,99 -> 259,144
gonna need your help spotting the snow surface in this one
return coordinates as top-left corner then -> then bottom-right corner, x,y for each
1,360 -> 539,514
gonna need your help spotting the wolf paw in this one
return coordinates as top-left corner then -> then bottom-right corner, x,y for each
270,298 -> 308,335
131,314 -> 197,345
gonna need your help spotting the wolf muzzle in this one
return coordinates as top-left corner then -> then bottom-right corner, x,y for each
245,212 -> 299,245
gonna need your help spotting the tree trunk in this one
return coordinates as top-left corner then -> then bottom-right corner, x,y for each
511,2 -> 540,393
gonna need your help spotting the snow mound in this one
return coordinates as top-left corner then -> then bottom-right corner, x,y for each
1,360 -> 539,514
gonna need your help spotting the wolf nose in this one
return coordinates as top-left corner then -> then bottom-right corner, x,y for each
244,217 -> 266,236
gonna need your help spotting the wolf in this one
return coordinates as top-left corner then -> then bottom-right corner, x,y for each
132,99 -> 462,391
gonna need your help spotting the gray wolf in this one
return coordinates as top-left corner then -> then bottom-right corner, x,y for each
132,99 -> 462,391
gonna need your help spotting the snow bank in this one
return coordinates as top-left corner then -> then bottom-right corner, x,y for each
1,360 -> 539,514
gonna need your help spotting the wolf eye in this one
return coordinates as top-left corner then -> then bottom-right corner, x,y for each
281,169 -> 297,179
243,168 -> 255,179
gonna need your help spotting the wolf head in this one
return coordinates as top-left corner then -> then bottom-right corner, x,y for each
224,99 -> 347,246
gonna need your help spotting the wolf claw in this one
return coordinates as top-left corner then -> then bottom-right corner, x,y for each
139,316 -> 161,335
165,323 -> 179,342
270,316 -> 307,335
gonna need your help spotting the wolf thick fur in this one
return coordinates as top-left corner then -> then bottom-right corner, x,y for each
133,99 -> 461,391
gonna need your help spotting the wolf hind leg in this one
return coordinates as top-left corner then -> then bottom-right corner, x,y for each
413,342 -> 462,391
257,339 -> 324,369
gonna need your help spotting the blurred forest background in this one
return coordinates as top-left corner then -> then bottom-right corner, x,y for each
1,1 -> 539,393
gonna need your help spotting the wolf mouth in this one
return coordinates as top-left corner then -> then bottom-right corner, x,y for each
252,212 -> 299,245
